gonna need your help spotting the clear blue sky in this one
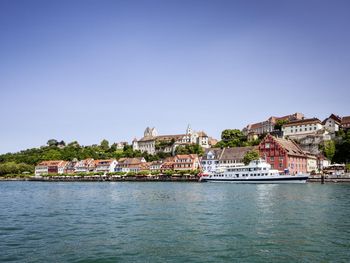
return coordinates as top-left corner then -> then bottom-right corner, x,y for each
1,0 -> 349,154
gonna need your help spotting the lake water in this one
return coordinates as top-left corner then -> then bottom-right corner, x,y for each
0,182 -> 350,262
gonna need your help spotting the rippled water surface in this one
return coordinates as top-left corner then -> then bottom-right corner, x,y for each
1,182 -> 350,262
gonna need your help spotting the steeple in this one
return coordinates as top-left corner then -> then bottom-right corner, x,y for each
186,124 -> 193,135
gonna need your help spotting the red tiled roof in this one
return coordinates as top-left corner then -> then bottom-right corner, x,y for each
37,160 -> 68,167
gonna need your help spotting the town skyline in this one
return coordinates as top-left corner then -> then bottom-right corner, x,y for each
1,112 -> 349,154
1,0 -> 350,154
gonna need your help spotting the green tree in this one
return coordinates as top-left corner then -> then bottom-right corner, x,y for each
47,139 -> 58,147
174,144 -> 204,156
323,140 -> 336,161
100,139 -> 110,151
333,130 -> 350,164
215,129 -> 252,148
221,129 -> 245,142
243,150 -> 260,165
274,120 -> 289,131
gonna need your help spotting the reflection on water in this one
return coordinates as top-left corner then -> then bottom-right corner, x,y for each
0,182 -> 350,262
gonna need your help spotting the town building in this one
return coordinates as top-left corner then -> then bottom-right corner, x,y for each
243,113 -> 304,136
149,160 -> 163,171
201,146 -> 257,174
115,157 -> 147,173
75,158 -> 95,173
317,154 -> 331,172
201,148 -> 222,174
322,114 -> 341,135
116,142 -> 128,150
35,160 -> 68,176
218,146 -> 258,168
94,159 -> 118,173
281,118 -> 326,139
132,125 -> 214,155
259,134 -> 307,174
306,154 -> 318,173
341,116 -> 350,131
173,154 -> 201,171
160,157 -> 176,172
65,159 -> 78,174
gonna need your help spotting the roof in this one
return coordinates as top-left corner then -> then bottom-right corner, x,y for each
273,137 -> 306,157
175,154 -> 198,160
117,157 -> 145,165
219,146 -> 258,161
202,148 -> 224,160
138,134 -> 186,142
197,131 -> 208,137
322,114 -> 342,125
37,160 -> 68,167
94,159 -> 115,166
341,116 -> 350,125
283,118 -> 321,127
76,158 -> 95,167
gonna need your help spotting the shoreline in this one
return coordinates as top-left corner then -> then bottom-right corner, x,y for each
1,176 -> 350,183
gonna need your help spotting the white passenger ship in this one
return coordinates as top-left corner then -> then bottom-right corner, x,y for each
199,159 -> 309,183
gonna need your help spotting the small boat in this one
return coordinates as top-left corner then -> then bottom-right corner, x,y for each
199,159 -> 308,183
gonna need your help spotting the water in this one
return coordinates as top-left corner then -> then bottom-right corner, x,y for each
0,182 -> 349,262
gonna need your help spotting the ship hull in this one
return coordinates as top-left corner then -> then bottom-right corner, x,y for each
200,176 -> 308,183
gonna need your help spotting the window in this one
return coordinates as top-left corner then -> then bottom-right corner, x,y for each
270,157 -> 274,161
305,128 -> 307,131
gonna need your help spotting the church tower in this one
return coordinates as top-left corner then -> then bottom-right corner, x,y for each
186,124 -> 193,135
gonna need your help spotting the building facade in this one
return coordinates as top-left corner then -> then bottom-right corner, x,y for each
115,157 -> 147,173
35,160 -> 68,176
94,159 -> 118,173
341,116 -> 350,131
173,154 -> 200,171
201,146 -> 258,174
259,134 -> 307,174
132,125 -> 213,155
322,114 -> 341,135
282,118 -> 325,139
243,113 -> 304,136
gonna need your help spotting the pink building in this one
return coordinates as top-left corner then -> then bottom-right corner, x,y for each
259,134 -> 307,174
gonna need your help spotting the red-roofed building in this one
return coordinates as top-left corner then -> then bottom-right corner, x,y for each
35,160 -> 69,176
243,113 -> 304,136
173,154 -> 200,171
259,134 -> 307,174
94,159 -> 118,173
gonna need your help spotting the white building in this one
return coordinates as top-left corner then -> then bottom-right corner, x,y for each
306,154 -> 318,173
201,149 -> 221,175
201,146 -> 258,174
322,114 -> 341,135
94,159 -> 118,173
132,125 -> 212,155
34,160 -> 68,176
75,158 -> 95,173
282,118 -> 325,139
